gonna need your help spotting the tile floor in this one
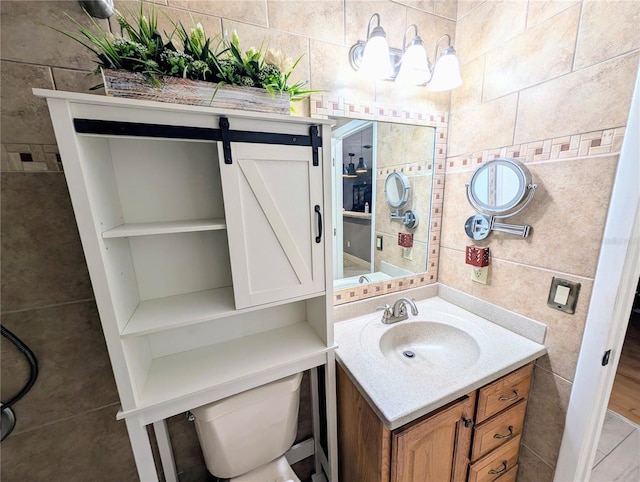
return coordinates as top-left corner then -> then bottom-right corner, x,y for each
591,410 -> 640,481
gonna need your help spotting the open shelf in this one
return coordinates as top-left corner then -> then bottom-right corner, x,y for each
121,287 -> 236,337
136,322 -> 333,409
103,218 -> 226,238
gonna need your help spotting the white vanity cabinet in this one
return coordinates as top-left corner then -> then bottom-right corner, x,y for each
35,89 -> 337,482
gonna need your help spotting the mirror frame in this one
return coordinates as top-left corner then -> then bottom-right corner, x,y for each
385,172 -> 411,209
311,94 -> 449,306
466,158 -> 534,218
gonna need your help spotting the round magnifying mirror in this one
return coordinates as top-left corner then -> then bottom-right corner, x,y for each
385,172 -> 411,210
467,158 -> 533,218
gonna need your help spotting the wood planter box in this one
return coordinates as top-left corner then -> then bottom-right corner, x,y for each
102,68 -> 290,115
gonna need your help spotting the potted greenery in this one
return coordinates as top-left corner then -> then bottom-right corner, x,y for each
56,2 -> 313,114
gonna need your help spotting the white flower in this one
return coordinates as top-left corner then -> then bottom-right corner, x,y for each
265,49 -> 293,74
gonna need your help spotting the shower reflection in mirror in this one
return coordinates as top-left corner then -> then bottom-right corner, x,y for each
331,119 -> 435,290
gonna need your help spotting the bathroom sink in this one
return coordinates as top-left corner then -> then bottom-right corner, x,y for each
336,296 -> 547,429
378,321 -> 481,372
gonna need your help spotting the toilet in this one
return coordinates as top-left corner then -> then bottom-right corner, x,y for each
190,372 -> 303,482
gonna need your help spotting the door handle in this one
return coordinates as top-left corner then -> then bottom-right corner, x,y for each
315,205 -> 322,243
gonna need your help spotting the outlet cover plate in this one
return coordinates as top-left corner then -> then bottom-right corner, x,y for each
471,266 -> 488,284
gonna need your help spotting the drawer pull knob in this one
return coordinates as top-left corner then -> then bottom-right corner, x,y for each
488,461 -> 508,475
463,417 -> 473,428
493,426 -> 514,440
499,389 -> 519,402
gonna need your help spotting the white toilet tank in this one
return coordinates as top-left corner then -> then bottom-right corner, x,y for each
191,372 -> 303,479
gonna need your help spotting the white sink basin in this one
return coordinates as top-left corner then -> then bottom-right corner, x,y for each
336,296 -> 547,429
377,321 -> 481,372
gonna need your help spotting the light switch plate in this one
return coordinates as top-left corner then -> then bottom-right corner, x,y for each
547,277 -> 580,314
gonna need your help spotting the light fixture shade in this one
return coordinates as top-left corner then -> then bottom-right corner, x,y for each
396,42 -> 430,85
428,48 -> 462,92
356,157 -> 368,173
359,29 -> 393,80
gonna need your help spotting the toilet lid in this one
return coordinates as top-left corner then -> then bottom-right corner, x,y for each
229,455 -> 300,482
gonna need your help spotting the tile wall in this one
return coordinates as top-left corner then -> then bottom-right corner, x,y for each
442,1 -> 640,480
0,0 -> 456,480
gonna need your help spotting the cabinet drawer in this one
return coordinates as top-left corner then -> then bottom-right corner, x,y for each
468,435 -> 521,482
476,363 -> 533,423
471,399 -> 527,462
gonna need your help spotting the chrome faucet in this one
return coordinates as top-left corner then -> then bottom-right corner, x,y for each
358,275 -> 371,284
377,297 -> 419,324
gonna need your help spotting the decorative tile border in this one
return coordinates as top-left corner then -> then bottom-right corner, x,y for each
310,94 -> 449,129
446,126 -> 626,173
311,94 -> 446,306
1,143 -> 61,172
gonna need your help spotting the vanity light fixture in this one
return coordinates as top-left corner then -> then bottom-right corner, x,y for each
356,131 -> 368,173
349,14 -> 462,91
343,153 -> 358,178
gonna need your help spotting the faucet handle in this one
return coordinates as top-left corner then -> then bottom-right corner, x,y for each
376,304 -> 393,323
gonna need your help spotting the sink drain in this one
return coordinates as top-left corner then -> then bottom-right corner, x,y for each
402,350 -> 415,359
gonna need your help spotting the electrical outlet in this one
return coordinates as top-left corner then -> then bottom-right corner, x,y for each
346,241 -> 350,248
402,247 -> 413,260
471,266 -> 488,284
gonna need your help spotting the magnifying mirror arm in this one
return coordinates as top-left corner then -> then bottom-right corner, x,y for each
490,218 -> 531,238
390,209 -> 419,229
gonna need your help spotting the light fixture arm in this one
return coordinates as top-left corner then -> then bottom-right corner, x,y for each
402,25 -> 419,53
433,34 -> 453,62
366,13 -> 382,38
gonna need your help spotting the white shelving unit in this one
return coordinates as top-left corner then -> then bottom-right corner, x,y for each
35,89 -> 337,482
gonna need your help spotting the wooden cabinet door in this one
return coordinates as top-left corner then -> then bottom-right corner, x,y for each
220,142 -> 325,309
391,393 -> 476,482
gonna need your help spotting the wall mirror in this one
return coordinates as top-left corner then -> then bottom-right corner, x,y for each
465,158 -> 537,239
311,95 -> 448,305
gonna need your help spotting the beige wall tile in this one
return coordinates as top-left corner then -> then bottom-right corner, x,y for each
438,246 -> 477,292
270,0 -> 344,44
574,0 -> 640,70
113,1 -> 223,42
394,0 -> 435,14
450,54 -> 484,113
168,0 -> 267,26
0,302 -> 118,432
522,366 -> 572,468
483,4 -> 580,102
0,404 -> 137,481
515,51 -> 639,144
526,0 -> 580,29
456,0 -> 484,20
1,61 -> 56,145
1,172 -> 94,310
448,93 -> 517,156
518,443 -> 555,482
434,0 -> 457,19
455,0 -> 527,63
52,68 -> 105,95
0,1 -> 106,69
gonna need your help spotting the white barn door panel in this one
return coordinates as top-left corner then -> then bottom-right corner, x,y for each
220,142 -> 325,309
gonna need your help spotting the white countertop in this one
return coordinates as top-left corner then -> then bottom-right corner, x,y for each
335,296 -> 547,430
